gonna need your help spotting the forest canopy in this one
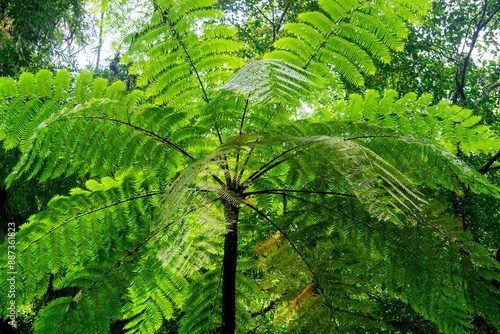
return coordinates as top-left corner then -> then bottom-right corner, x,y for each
1,0 -> 500,333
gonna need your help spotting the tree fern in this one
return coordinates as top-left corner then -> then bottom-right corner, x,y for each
4,64 -> 499,332
2,0 -> 500,333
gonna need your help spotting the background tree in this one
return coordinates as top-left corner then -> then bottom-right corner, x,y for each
0,0 -> 90,76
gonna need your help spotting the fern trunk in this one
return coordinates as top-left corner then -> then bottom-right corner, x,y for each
221,200 -> 239,334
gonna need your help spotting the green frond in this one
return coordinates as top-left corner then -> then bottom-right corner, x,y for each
73,71 -> 94,104
122,257 -> 186,334
0,169 -> 193,333
178,268 -> 259,333
0,76 -> 19,98
265,0 -> 431,87
33,297 -> 74,334
330,90 -> 500,156
35,70 -> 53,97
320,44 -> 371,83
126,0 -> 244,108
318,0 -> 347,22
1,71 -> 202,184
335,23 -> 392,64
178,269 -> 222,333
18,73 -> 36,96
214,59 -> 321,106
351,12 -> 404,52
53,70 -> 72,101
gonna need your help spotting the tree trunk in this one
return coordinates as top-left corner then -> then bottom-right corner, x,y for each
95,4 -> 105,71
221,201 -> 239,334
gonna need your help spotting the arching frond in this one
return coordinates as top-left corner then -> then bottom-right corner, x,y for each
126,0 -> 245,107
264,0 -> 430,86
0,71 -> 206,184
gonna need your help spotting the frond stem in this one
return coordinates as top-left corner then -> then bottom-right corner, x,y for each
165,12 -> 224,144
18,190 -> 167,255
275,1 -> 292,35
244,202 -> 337,324
478,148 -> 500,173
239,94 -> 251,137
244,189 -> 356,198
168,20 -> 209,104
245,143 -> 307,183
62,116 -> 194,160
247,158 -> 288,183
235,95 -> 252,185
238,141 -> 258,182
209,265 -> 224,329
344,135 -> 399,141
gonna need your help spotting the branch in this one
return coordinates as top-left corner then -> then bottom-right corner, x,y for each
478,148 -> 500,173
233,21 -> 264,53
473,82 -> 500,108
405,39 -> 456,61
453,3 -> 500,104
275,1 -> 292,35
255,5 -> 274,26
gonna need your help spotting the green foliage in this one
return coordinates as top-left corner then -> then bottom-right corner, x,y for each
0,0 -> 87,76
124,0 -> 245,108
264,0 -> 430,86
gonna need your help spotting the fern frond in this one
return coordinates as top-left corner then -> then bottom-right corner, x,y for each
215,59 -> 321,106
0,71 -> 206,184
127,0 -> 244,108
264,0 -> 430,86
